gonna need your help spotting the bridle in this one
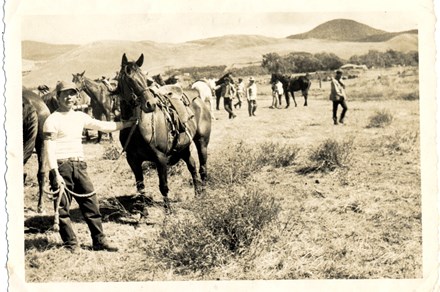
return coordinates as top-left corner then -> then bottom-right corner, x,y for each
119,64 -> 155,113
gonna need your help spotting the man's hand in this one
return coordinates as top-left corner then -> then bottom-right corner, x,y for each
123,118 -> 138,129
50,168 -> 65,190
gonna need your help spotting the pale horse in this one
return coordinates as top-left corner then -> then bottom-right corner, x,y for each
191,78 -> 217,120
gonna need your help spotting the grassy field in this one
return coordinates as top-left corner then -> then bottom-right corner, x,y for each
23,67 -> 421,281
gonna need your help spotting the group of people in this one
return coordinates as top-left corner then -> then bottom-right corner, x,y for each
219,76 -> 258,119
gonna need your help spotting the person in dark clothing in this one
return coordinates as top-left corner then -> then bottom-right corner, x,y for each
220,78 -> 236,119
329,70 -> 348,125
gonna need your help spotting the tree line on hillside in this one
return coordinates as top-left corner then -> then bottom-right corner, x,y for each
261,50 -> 418,74
166,49 -> 418,79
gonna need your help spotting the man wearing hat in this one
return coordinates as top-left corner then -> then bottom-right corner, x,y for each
246,77 -> 258,117
220,77 -> 236,119
43,81 -> 136,252
329,70 -> 348,125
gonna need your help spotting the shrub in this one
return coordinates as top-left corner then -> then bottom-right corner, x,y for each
309,139 -> 353,171
209,141 -> 300,186
257,142 -> 300,168
153,189 -> 281,273
155,216 -> 230,273
196,190 -> 281,253
209,141 -> 259,185
367,109 -> 394,128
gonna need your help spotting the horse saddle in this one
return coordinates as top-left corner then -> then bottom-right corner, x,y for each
152,85 -> 194,133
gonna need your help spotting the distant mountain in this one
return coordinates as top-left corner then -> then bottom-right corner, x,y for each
188,35 -> 282,48
286,19 -> 416,42
22,41 -> 79,61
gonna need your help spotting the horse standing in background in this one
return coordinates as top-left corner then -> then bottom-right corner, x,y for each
151,74 -> 180,86
191,79 -> 216,120
270,73 -> 311,107
23,88 -> 51,213
115,53 -> 211,213
37,85 -> 50,95
214,73 -> 234,110
72,71 -> 118,143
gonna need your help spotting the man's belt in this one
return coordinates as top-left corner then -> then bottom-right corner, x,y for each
57,157 -> 84,163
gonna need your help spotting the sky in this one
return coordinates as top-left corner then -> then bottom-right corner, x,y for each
19,1 -> 419,45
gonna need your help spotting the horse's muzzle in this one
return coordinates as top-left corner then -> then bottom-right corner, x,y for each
141,101 -> 156,113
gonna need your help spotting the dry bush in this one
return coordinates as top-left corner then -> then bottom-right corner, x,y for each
257,142 -> 300,168
367,109 -> 394,128
155,216 -> 230,273
208,141 -> 259,185
309,138 -> 353,172
209,141 -> 300,186
152,189 -> 281,274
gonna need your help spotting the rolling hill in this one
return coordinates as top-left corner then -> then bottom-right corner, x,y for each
21,19 -> 418,87
22,41 -> 79,61
287,19 -> 415,42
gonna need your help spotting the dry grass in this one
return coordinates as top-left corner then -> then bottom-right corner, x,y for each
23,67 -> 421,281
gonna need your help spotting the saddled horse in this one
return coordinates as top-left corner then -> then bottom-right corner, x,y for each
214,73 -> 234,110
115,53 -> 211,213
23,88 -> 51,213
72,71 -> 118,142
271,73 -> 311,107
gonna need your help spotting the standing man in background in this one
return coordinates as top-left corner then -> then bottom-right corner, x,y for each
246,77 -> 258,117
234,78 -> 244,109
220,77 -> 236,119
329,70 -> 348,125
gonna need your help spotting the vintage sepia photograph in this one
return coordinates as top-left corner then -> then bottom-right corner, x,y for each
3,0 -> 438,291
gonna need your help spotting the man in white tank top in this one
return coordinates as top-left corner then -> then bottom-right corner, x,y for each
43,81 -> 135,252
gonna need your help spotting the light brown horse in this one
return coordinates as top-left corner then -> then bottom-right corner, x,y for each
72,71 -> 118,143
115,53 -> 211,213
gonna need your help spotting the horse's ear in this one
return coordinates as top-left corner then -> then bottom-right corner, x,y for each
122,53 -> 128,66
80,71 -> 85,77
136,54 -> 144,67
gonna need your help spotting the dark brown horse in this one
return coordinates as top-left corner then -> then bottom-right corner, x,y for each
271,73 -> 311,107
23,88 -> 51,213
214,73 -> 234,110
72,71 -> 118,142
115,53 -> 211,213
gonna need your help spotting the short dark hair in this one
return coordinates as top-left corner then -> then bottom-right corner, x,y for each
336,70 -> 343,75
